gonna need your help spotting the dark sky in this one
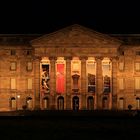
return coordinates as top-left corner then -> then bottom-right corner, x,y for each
0,0 -> 140,34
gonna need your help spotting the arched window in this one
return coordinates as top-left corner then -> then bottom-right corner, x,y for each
136,97 -> 140,110
102,97 -> 108,110
10,97 -> 16,110
119,97 -> 124,110
26,97 -> 33,110
43,97 -> 49,110
72,96 -> 79,111
87,96 -> 94,110
57,96 -> 64,110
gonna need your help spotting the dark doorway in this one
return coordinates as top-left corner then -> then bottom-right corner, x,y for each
87,96 -> 94,110
73,96 -> 79,111
57,96 -> 64,110
102,97 -> 108,110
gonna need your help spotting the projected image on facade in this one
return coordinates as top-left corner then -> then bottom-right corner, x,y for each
41,64 -> 50,93
56,63 -> 65,94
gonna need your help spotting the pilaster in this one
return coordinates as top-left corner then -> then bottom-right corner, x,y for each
96,57 -> 103,109
49,57 -> 57,109
34,56 -> 41,109
111,56 -> 118,110
65,56 -> 72,110
80,56 -> 87,110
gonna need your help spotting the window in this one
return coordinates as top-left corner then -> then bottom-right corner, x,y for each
27,50 -> 32,55
136,51 -> 140,55
11,50 -> 16,55
135,62 -> 140,71
118,78 -> 124,90
135,78 -> 140,90
27,62 -> 32,71
27,78 -> 32,90
11,78 -> 16,89
119,62 -> 124,71
10,62 -> 16,71
120,51 -> 124,55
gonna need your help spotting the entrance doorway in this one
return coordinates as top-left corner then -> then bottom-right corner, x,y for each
102,97 -> 108,110
26,97 -> 33,110
87,96 -> 94,110
43,97 -> 49,110
119,98 -> 124,110
10,97 -> 16,110
57,96 -> 64,110
73,96 -> 79,111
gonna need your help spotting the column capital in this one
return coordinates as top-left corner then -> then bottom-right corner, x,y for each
95,56 -> 103,61
79,56 -> 88,61
110,56 -> 119,61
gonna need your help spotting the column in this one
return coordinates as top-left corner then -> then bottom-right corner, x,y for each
34,56 -> 41,109
96,57 -> 103,109
111,57 -> 118,110
80,57 -> 87,110
49,57 -> 56,109
65,57 -> 72,110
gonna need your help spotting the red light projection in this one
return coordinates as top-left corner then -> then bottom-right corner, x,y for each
56,64 -> 65,94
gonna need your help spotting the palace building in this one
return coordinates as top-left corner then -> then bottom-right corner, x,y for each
0,24 -> 140,111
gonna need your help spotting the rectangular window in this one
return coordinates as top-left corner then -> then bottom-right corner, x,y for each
11,78 -> 16,89
118,78 -> 124,90
135,78 -> 140,90
27,50 -> 32,55
10,62 -> 16,71
27,62 -> 32,71
11,50 -> 16,55
87,62 -> 96,93
28,78 -> 32,90
135,62 -> 140,71
136,51 -> 140,55
119,62 -> 124,71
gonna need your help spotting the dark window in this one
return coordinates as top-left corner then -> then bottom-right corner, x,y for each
121,51 -> 124,55
136,51 -> 140,55
11,50 -> 16,55
27,50 -> 31,55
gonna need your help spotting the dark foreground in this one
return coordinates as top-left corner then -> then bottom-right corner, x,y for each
0,110 -> 140,139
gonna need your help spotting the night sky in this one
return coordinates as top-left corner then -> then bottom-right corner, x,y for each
0,0 -> 140,34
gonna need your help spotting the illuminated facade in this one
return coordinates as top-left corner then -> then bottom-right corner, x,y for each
0,24 -> 140,111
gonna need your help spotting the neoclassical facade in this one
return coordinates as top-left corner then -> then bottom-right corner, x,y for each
0,24 -> 140,111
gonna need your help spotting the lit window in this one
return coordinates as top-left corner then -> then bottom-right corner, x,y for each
11,78 -> 16,89
27,62 -> 32,71
27,78 -> 32,90
10,62 -> 16,71
135,62 -> 140,71
118,78 -> 124,90
135,78 -> 140,90
119,62 -> 124,71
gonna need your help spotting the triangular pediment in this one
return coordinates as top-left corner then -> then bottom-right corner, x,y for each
30,24 -> 122,47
